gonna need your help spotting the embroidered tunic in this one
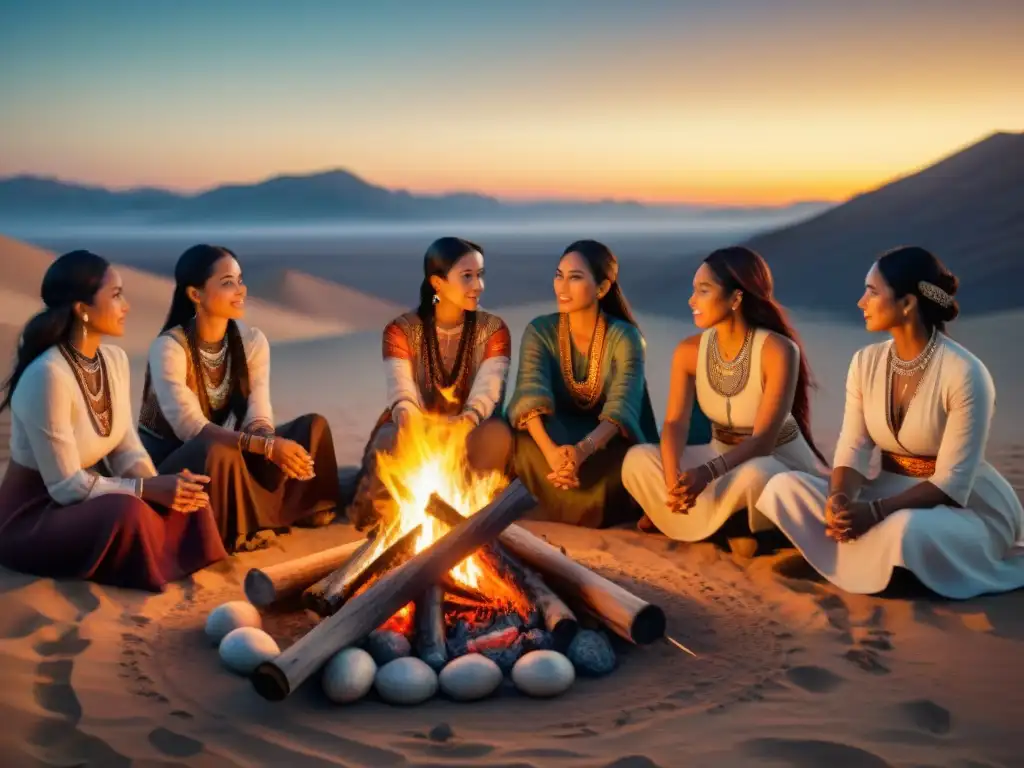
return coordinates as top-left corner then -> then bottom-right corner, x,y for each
382,309 -> 511,424
139,322 -> 274,444
8,345 -> 156,504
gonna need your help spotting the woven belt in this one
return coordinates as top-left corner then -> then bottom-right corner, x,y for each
711,419 -> 800,448
880,451 -> 936,478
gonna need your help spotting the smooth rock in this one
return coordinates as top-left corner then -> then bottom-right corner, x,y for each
521,628 -> 554,652
439,653 -> 502,701
218,627 -> 280,675
375,657 -> 438,705
205,601 -> 261,644
322,647 -> 377,704
511,650 -> 575,698
364,630 -> 411,666
482,636 -> 525,675
566,629 -> 616,677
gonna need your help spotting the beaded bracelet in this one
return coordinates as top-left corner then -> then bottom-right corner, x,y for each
702,455 -> 728,481
868,500 -> 884,523
576,435 -> 597,458
265,437 -> 276,462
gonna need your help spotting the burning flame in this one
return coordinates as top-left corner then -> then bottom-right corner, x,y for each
372,411 -> 508,590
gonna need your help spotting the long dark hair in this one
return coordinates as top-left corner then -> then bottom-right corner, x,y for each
703,246 -> 826,465
561,240 -> 641,332
415,237 -> 483,400
1,250 -> 110,413
142,244 -> 250,424
876,246 -> 960,334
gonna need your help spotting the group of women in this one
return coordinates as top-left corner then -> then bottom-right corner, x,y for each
0,237 -> 1021,602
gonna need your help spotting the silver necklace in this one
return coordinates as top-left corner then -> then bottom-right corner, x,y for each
889,329 -> 939,377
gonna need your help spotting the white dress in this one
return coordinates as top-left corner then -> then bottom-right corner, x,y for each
622,329 -> 825,541
757,335 -> 1024,599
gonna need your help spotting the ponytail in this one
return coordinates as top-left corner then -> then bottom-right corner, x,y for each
599,283 -> 642,335
161,284 -> 195,335
416,278 -> 435,322
0,306 -> 74,413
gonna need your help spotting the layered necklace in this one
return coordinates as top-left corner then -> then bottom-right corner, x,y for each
707,327 -> 754,426
886,328 -> 941,439
59,343 -> 112,437
558,312 -> 607,410
196,336 -> 231,412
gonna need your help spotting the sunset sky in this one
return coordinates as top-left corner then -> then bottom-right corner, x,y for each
1,0 -> 1021,205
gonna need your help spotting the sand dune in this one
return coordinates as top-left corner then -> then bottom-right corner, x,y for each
0,234 -> 351,355
244,268 -> 405,330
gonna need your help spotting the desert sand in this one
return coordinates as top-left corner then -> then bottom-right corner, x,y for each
1,236 -> 1022,768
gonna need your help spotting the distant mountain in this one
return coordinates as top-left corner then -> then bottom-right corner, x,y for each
0,168 -> 829,225
631,131 -> 1024,318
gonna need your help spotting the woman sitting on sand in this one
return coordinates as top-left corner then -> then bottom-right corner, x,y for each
0,250 -> 227,591
622,246 -> 827,543
346,236 -> 513,530
504,240 -> 664,528
138,244 -> 340,552
758,246 -> 1024,599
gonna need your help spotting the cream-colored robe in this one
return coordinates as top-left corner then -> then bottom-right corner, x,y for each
758,335 -> 1024,598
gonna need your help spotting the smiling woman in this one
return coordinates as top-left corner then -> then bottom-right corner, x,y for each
505,240 -> 668,528
0,250 -> 227,591
138,244 -> 340,553
345,237 -> 513,531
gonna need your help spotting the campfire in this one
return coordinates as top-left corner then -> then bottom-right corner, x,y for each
237,412 -> 668,705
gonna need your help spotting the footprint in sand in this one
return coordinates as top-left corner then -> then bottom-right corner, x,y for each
899,699 -> 952,735
843,648 -> 890,675
148,727 -> 205,758
602,757 -> 663,768
785,665 -> 846,693
742,737 -> 893,768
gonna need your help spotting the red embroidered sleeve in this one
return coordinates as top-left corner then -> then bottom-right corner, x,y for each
382,322 -> 412,360
483,322 -> 512,360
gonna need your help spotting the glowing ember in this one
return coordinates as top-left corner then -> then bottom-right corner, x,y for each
371,411 -> 530,614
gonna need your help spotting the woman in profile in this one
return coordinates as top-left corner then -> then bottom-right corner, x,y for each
505,240 -> 664,528
0,250 -> 226,591
622,246 -> 827,542
758,246 -> 1024,598
139,244 -> 339,552
346,236 -> 513,530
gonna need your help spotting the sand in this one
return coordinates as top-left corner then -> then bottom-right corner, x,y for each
1,235 -> 1022,767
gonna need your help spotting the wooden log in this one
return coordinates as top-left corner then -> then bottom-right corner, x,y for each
425,492 -> 579,649
303,524 -> 422,617
427,491 -> 664,645
244,538 -> 370,608
250,479 -> 535,701
414,584 -> 447,671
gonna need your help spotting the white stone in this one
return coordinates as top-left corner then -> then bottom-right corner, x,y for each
374,657 -> 438,705
439,653 -> 503,702
218,627 -> 280,675
511,650 -> 575,698
322,648 -> 377,704
205,601 -> 262,644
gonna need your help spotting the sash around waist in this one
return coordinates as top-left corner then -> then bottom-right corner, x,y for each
880,451 -> 936,478
711,419 -> 800,448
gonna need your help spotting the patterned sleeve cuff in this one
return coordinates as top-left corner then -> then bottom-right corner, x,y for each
513,406 -> 552,430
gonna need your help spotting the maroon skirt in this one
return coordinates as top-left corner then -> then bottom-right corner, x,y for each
0,462 -> 228,592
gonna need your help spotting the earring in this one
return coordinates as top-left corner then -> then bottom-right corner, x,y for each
432,294 -> 440,305
82,313 -> 88,343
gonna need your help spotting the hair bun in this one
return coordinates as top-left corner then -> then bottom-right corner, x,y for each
934,271 -> 959,297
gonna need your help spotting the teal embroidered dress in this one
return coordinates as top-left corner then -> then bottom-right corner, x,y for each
506,313 -> 659,527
